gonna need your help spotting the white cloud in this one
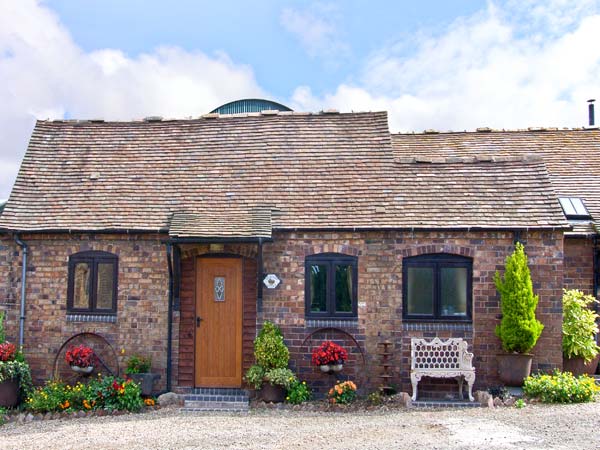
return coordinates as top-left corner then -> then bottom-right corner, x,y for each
280,3 -> 349,60
0,0 -> 265,199
291,1 -> 600,133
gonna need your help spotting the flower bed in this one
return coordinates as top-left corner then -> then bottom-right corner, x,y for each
523,371 -> 600,403
26,375 -> 144,414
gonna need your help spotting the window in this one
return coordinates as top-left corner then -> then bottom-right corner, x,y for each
67,251 -> 118,314
305,253 -> 357,319
559,197 -> 591,220
403,254 -> 472,321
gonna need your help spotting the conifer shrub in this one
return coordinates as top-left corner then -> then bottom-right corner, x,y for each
494,242 -> 544,353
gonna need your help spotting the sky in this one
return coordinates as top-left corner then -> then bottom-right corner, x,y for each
1,0 -> 600,200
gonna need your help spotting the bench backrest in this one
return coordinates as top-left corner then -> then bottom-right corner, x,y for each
410,337 -> 473,371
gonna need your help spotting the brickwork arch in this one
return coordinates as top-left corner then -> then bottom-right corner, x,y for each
305,243 -> 360,257
401,244 -> 474,258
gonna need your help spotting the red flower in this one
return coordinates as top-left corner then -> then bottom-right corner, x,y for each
0,342 -> 16,362
311,341 -> 348,366
65,345 -> 96,368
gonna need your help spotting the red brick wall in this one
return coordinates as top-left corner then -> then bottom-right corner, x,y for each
564,237 -> 594,294
261,230 -> 564,395
0,235 -> 20,342
1,229 -> 567,398
0,233 -> 170,389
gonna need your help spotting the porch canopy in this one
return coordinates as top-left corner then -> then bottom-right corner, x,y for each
168,207 -> 272,241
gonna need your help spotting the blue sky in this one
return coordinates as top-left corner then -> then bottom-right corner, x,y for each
45,0 -> 486,100
1,0 -> 600,199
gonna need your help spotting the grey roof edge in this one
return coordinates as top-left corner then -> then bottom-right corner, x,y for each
0,224 -> 573,235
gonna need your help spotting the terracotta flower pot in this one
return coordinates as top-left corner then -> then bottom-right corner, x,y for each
259,383 -> 286,403
0,379 -> 19,408
563,354 -> 600,376
497,353 -> 533,386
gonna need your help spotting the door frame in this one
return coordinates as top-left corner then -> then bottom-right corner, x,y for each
194,254 -> 244,387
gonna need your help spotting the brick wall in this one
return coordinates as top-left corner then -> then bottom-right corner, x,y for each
0,233 -> 170,389
1,229 -> 566,399
0,235 -> 19,343
564,237 -> 594,294
260,230 -> 564,396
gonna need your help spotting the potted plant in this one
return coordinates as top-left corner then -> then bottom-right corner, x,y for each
244,321 -> 294,402
562,289 -> 600,375
0,313 -> 33,407
311,341 -> 348,373
494,242 -> 544,386
125,354 -> 160,396
65,344 -> 96,374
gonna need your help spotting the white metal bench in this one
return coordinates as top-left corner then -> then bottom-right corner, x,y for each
410,337 -> 476,402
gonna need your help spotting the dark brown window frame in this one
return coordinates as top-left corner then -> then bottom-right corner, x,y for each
67,251 -> 118,315
402,253 -> 473,322
304,253 -> 358,319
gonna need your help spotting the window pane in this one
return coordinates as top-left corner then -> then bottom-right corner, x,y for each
73,262 -> 90,309
96,263 -> 115,310
441,267 -> 468,316
406,267 -> 434,315
309,264 -> 327,312
335,264 -> 353,313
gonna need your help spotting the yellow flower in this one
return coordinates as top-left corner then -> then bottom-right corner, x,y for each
121,348 -> 125,355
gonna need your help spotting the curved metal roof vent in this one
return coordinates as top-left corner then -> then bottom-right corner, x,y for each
211,99 -> 292,115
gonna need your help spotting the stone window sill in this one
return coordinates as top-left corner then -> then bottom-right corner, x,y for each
66,314 -> 117,324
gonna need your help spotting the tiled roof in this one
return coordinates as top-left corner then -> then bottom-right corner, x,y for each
169,207 -> 272,239
391,128 -> 600,235
0,112 -> 568,235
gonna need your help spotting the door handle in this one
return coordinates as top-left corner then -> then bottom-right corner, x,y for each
196,316 -> 203,327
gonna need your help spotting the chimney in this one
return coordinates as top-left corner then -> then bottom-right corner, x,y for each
588,99 -> 596,126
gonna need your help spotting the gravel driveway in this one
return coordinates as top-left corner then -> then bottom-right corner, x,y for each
1,403 -> 599,450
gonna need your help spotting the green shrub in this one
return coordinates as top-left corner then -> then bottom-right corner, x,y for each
562,289 -> 600,362
125,354 -> 152,374
328,380 -> 357,405
244,364 -> 265,390
367,391 -> 383,405
264,368 -> 296,389
523,370 -> 599,403
0,311 -> 5,344
494,242 -> 544,353
254,321 -> 289,370
286,380 -> 312,404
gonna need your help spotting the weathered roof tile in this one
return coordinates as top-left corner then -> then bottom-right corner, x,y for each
0,113 -> 568,235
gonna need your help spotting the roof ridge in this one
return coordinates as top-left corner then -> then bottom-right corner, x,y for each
395,154 -> 543,164
393,126 -> 599,135
39,110 -> 387,125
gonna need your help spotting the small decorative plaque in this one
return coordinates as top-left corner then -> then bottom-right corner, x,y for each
263,274 -> 281,289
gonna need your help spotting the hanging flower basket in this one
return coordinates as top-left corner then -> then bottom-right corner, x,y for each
312,341 -> 348,372
70,365 -> 94,375
65,345 -> 96,376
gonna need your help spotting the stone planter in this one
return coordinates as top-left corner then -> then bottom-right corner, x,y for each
71,365 -> 94,375
129,373 -> 161,396
497,353 -> 533,386
563,354 -> 600,376
259,383 -> 286,403
319,363 -> 343,373
0,379 -> 19,408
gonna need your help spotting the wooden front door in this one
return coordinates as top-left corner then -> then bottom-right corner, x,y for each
195,257 -> 243,387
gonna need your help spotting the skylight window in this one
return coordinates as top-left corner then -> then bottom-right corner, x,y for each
559,197 -> 591,220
